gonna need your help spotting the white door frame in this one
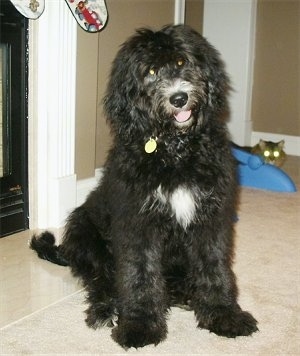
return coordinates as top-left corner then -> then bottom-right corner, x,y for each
203,0 -> 257,146
28,1 -> 77,229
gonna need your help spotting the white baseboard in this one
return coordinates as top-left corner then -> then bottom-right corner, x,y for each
76,176 -> 97,207
48,174 -> 77,228
251,132 -> 300,156
76,168 -> 104,207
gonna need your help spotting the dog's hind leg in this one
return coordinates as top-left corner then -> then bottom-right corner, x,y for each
61,206 -> 118,329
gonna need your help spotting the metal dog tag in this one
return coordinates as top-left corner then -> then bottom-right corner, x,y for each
145,138 -> 157,153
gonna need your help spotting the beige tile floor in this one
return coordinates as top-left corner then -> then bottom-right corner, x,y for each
0,230 -> 81,328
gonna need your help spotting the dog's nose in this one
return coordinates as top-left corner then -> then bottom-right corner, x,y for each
169,92 -> 188,108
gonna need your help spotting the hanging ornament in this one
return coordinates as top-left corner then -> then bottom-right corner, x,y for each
9,0 -> 45,19
64,0 -> 108,33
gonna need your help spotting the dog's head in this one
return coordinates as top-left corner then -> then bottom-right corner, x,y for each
104,25 -> 229,142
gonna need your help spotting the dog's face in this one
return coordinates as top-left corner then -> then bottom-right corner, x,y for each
104,25 -> 229,141
141,47 -> 204,131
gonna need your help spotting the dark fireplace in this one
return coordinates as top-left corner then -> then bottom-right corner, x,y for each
0,0 -> 28,236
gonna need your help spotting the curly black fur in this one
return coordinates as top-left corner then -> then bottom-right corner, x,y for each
30,25 -> 258,348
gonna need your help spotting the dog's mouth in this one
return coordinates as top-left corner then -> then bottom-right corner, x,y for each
173,109 -> 194,128
174,110 -> 192,123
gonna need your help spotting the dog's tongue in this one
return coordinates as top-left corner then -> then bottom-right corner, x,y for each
174,110 -> 192,123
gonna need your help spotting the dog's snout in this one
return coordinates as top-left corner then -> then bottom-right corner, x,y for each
169,92 -> 188,108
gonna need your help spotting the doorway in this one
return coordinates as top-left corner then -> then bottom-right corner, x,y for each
0,0 -> 29,237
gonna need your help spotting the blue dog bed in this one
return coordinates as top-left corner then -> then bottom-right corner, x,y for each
231,145 -> 297,193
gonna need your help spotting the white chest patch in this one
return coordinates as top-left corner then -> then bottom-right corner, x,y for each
141,185 -> 197,229
170,186 -> 196,229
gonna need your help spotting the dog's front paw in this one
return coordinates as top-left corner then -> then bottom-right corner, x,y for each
85,302 -> 118,328
197,306 -> 258,338
111,318 -> 167,349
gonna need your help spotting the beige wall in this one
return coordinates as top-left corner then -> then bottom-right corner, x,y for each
185,0 -> 203,34
251,0 -> 300,136
75,30 -> 99,179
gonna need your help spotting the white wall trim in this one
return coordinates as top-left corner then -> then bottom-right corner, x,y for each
251,132 -> 300,156
28,2 -> 77,229
76,168 -> 104,207
174,0 -> 186,24
76,176 -> 96,207
203,0 -> 257,146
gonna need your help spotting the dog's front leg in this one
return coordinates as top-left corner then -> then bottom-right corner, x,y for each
111,228 -> 168,349
187,224 -> 258,338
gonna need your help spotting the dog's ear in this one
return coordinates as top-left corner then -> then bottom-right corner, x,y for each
200,43 -> 231,121
103,47 -> 138,139
205,54 -> 230,118
104,41 -> 145,140
191,37 -> 230,120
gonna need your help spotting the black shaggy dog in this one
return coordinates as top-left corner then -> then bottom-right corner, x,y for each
31,25 -> 258,348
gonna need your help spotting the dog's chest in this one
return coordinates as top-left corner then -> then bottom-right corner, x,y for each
141,185 -> 198,229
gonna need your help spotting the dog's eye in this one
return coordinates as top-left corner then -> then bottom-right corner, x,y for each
176,58 -> 185,67
149,67 -> 157,76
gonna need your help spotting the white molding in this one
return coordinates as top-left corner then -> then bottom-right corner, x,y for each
251,132 -> 300,156
174,0 -> 186,24
28,2 -> 77,229
49,174 -> 77,227
76,177 -> 97,207
76,168 -> 104,207
203,0 -> 257,146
